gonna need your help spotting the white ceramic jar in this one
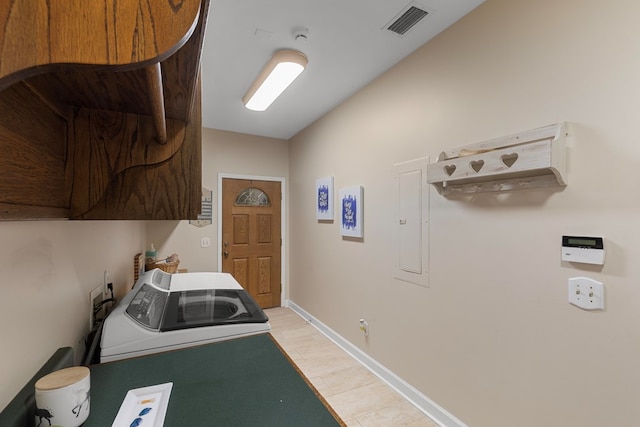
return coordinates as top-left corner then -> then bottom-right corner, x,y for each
34,366 -> 90,427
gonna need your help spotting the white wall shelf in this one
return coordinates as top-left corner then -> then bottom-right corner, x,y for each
427,122 -> 567,196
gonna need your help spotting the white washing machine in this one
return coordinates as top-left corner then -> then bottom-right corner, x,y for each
100,269 -> 270,362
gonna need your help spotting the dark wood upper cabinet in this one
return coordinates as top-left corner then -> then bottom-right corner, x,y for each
0,0 -> 209,220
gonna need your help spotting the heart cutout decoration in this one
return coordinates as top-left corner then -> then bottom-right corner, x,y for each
501,153 -> 518,168
444,165 -> 457,176
470,160 -> 484,173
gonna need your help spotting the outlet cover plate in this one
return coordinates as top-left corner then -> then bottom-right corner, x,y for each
568,277 -> 604,310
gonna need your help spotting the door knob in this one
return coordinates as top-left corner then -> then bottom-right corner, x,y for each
223,251 -> 229,257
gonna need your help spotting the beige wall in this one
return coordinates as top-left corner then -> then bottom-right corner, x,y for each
146,128 -> 289,275
0,221 -> 145,409
289,0 -> 640,425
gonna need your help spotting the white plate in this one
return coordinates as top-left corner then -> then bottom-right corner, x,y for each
111,382 -> 173,427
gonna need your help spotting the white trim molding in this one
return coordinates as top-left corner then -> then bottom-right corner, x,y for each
286,300 -> 468,427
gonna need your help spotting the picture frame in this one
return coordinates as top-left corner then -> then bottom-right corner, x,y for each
189,187 -> 213,227
316,176 -> 334,220
339,185 -> 363,238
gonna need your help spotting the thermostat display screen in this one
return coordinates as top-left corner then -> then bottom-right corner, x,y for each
568,238 -> 597,246
562,236 -> 603,249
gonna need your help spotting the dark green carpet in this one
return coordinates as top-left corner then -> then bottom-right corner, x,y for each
86,334 -> 344,426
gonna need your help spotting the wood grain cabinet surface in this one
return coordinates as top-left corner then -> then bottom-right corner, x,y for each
0,0 -> 210,220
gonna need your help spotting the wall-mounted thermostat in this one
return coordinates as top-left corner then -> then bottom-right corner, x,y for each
561,235 -> 605,265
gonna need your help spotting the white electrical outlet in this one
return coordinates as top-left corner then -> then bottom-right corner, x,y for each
89,285 -> 104,329
568,277 -> 604,310
359,319 -> 369,336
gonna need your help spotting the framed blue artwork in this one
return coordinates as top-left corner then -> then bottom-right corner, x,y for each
316,176 -> 334,220
339,185 -> 363,237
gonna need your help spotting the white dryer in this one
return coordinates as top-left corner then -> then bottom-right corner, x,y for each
100,269 -> 270,362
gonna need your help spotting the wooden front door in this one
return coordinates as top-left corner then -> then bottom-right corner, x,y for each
221,178 -> 281,308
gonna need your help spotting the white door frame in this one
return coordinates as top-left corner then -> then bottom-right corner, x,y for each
217,173 -> 286,307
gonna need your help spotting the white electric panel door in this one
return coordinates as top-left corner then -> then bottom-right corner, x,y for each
394,157 -> 429,287
399,170 -> 422,273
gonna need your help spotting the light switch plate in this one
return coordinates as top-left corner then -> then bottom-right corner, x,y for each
568,277 -> 604,310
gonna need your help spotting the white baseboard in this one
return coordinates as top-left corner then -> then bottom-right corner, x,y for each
285,300 -> 468,427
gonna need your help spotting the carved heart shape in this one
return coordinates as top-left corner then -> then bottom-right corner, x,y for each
470,160 -> 484,173
168,0 -> 184,12
444,165 -> 457,176
501,153 -> 518,168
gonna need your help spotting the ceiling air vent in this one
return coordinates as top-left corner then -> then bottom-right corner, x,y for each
386,4 -> 429,36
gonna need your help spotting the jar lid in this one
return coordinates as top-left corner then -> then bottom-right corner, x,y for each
35,366 -> 90,391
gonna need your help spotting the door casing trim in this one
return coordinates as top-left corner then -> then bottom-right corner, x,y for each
217,173 -> 286,307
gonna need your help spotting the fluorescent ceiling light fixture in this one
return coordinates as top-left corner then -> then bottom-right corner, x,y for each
243,50 -> 308,111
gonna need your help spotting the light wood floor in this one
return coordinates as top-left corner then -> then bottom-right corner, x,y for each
265,307 -> 438,427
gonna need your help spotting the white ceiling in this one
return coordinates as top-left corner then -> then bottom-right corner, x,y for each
201,0 -> 484,140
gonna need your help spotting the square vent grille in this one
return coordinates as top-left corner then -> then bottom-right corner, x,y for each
386,4 -> 429,36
